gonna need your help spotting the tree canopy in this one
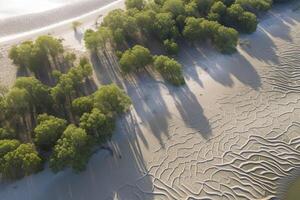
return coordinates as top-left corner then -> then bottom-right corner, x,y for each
34,114 -> 67,150
125,0 -> 145,10
0,143 -> 41,179
14,77 -> 52,112
119,45 -> 152,73
163,39 -> 179,55
3,34 -> 133,180
93,84 -> 132,116
80,108 -> 114,144
102,9 -> 138,45
9,36 -> 63,74
154,55 -> 185,85
49,124 -> 91,172
84,27 -> 112,52
72,96 -> 94,117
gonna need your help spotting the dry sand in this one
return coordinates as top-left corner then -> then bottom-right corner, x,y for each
1,1 -> 300,200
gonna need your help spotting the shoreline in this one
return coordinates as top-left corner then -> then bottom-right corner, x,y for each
0,0 -> 124,45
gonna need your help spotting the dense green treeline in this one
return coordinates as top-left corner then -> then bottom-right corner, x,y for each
0,36 -> 131,180
84,0 -> 290,86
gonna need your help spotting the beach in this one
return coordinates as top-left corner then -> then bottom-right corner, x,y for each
0,1 -> 300,200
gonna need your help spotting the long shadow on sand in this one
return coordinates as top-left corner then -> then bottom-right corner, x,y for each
167,85 -> 212,139
239,5 -> 300,65
92,50 -> 172,147
125,75 -> 171,148
179,42 -> 262,90
91,50 -> 124,86
0,111 -> 154,200
74,29 -> 83,44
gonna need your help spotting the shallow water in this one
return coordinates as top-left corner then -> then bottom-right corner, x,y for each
0,0 -> 79,19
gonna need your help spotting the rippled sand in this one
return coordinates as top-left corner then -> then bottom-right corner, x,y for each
0,2 -> 300,200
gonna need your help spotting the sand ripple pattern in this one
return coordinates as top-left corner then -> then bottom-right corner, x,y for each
108,24 -> 300,200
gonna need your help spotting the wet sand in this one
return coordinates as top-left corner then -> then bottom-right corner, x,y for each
0,1 -> 300,200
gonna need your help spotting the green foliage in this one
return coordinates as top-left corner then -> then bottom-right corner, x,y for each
6,87 -> 30,116
238,11 -> 258,33
185,1 -> 199,17
93,84 -> 132,116
64,52 -> 76,66
154,55 -> 185,86
154,12 -> 179,40
213,26 -> 238,53
0,128 -> 16,140
0,139 -> 20,158
119,45 -> 152,73
183,17 -> 238,53
235,0 -> 272,12
208,1 -> 227,22
226,4 -> 258,33
102,9 -> 138,45
80,108 -> 115,143
34,35 -> 64,59
9,41 -> 35,70
51,63 -> 92,103
2,31 -> 135,179
9,36 -> 63,73
49,124 -> 91,172
194,0 -> 213,16
0,97 -> 8,122
79,56 -> 90,67
210,1 -> 227,15
125,0 -> 145,10
183,17 -> 205,41
84,27 -> 112,52
163,0 -> 185,17
34,114 -> 67,150
14,77 -> 52,112
0,143 -> 41,179
163,39 -> 179,55
134,10 -> 156,33
72,96 -> 94,117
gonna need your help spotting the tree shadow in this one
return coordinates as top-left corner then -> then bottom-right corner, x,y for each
91,49 -> 173,148
167,85 -> 212,139
177,41 -> 204,88
260,11 -> 294,43
239,3 -> 300,65
73,29 -> 83,44
179,42 -> 262,90
0,112 -> 154,200
90,50 -> 124,87
124,73 -> 172,148
239,27 -> 280,65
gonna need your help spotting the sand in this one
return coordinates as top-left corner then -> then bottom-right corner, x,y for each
0,0 -> 124,87
0,0 -> 78,19
0,1 -> 300,200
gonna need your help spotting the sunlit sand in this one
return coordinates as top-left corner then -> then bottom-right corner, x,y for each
0,1 -> 300,200
0,0 -> 78,19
